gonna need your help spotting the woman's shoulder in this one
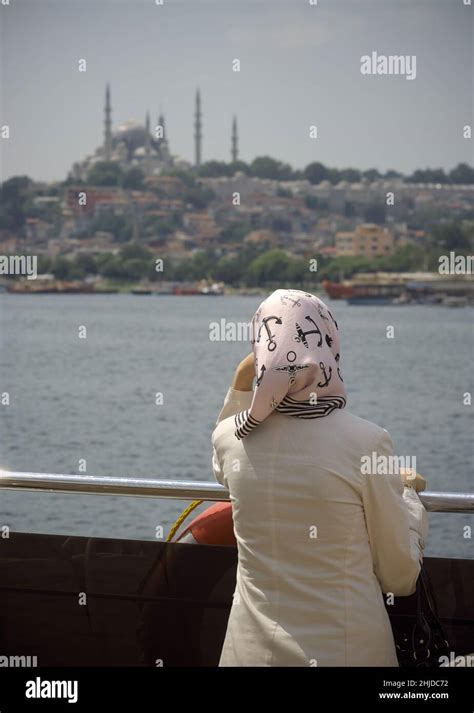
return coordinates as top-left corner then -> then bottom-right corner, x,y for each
333,408 -> 391,446
334,408 -> 389,439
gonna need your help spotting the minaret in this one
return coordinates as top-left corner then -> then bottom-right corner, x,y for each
104,83 -> 112,161
145,111 -> 151,174
194,89 -> 202,168
158,112 -> 169,157
231,116 -> 238,163
158,112 -> 166,140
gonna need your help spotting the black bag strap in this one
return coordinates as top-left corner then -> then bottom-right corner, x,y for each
411,565 -> 450,665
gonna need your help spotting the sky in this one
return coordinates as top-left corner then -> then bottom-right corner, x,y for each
0,0 -> 472,183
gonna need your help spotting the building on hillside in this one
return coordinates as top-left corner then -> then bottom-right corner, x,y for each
335,223 -> 394,257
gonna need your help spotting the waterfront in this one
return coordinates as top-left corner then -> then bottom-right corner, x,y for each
0,293 -> 472,558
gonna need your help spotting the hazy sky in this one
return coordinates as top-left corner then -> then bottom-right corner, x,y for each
1,0 -> 472,182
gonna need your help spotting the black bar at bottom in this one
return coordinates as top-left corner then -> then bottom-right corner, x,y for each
0,666 -> 472,712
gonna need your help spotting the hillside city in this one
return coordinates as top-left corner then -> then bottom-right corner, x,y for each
1,87 -> 473,294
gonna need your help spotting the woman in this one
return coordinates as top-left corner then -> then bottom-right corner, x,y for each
211,288 -> 427,667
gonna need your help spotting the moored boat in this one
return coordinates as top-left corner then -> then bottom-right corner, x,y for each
324,272 -> 474,306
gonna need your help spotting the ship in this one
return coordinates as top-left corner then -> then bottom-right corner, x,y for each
0,470 -> 472,667
323,273 -> 474,305
7,279 -> 95,294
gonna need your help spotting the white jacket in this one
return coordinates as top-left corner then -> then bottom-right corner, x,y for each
212,387 -> 428,667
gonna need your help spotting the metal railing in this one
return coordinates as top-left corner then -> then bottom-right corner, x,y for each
0,471 -> 473,514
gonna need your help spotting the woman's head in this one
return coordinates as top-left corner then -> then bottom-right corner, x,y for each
236,288 -> 345,436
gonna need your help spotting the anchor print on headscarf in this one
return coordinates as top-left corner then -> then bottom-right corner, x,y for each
316,303 -> 329,322
317,361 -> 332,388
272,349 -> 310,386
234,288 -> 347,441
335,353 -> 343,382
256,364 -> 266,386
294,315 -> 323,348
274,363 -> 310,386
280,293 -> 302,308
327,310 -> 339,330
256,315 -> 282,352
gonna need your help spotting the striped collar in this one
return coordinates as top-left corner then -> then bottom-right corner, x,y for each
234,395 -> 346,440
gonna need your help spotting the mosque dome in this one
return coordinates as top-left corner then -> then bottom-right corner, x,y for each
114,121 -> 151,153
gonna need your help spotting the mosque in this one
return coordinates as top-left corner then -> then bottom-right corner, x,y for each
68,85 -> 239,181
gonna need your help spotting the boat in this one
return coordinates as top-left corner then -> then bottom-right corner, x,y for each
324,273 -> 474,306
324,275 -> 406,304
7,279 -> 95,294
173,283 -> 200,295
152,284 -> 175,295
199,281 -> 225,296
0,470 -> 472,667
442,296 -> 468,308
346,279 -> 406,305
131,286 -> 153,295
322,280 -> 355,300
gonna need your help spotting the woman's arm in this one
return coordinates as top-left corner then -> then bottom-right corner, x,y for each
215,353 -> 255,425
361,429 -> 428,596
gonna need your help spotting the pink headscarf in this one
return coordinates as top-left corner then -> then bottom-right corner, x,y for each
235,289 -> 346,439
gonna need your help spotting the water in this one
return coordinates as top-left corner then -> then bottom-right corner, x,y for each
0,293 -> 472,558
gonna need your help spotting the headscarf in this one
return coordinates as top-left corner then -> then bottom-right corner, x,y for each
235,288 -> 346,440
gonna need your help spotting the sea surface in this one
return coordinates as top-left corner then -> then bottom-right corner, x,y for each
0,293 -> 472,558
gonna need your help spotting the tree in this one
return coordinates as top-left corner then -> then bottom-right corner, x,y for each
250,156 -> 293,181
449,163 -> 474,185
220,222 -> 251,243
90,210 -> 133,242
0,175 -> 33,230
87,161 -> 123,186
183,184 -> 215,210
362,169 -> 381,181
229,160 -> 250,175
120,243 -> 152,261
197,161 -> 233,178
378,244 -> 425,272
339,168 -> 361,183
407,168 -> 447,184
214,255 -> 244,284
303,162 -> 329,185
51,257 -> 72,280
122,167 -> 145,190
286,257 -> 309,283
246,249 -> 291,285
37,255 -> 52,274
122,258 -> 148,280
68,264 -> 86,280
76,253 -> 98,274
101,256 -> 124,279
429,222 -> 471,251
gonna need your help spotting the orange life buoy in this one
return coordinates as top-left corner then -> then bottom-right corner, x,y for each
176,502 -> 236,546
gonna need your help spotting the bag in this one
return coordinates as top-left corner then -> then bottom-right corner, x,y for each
396,566 -> 450,667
